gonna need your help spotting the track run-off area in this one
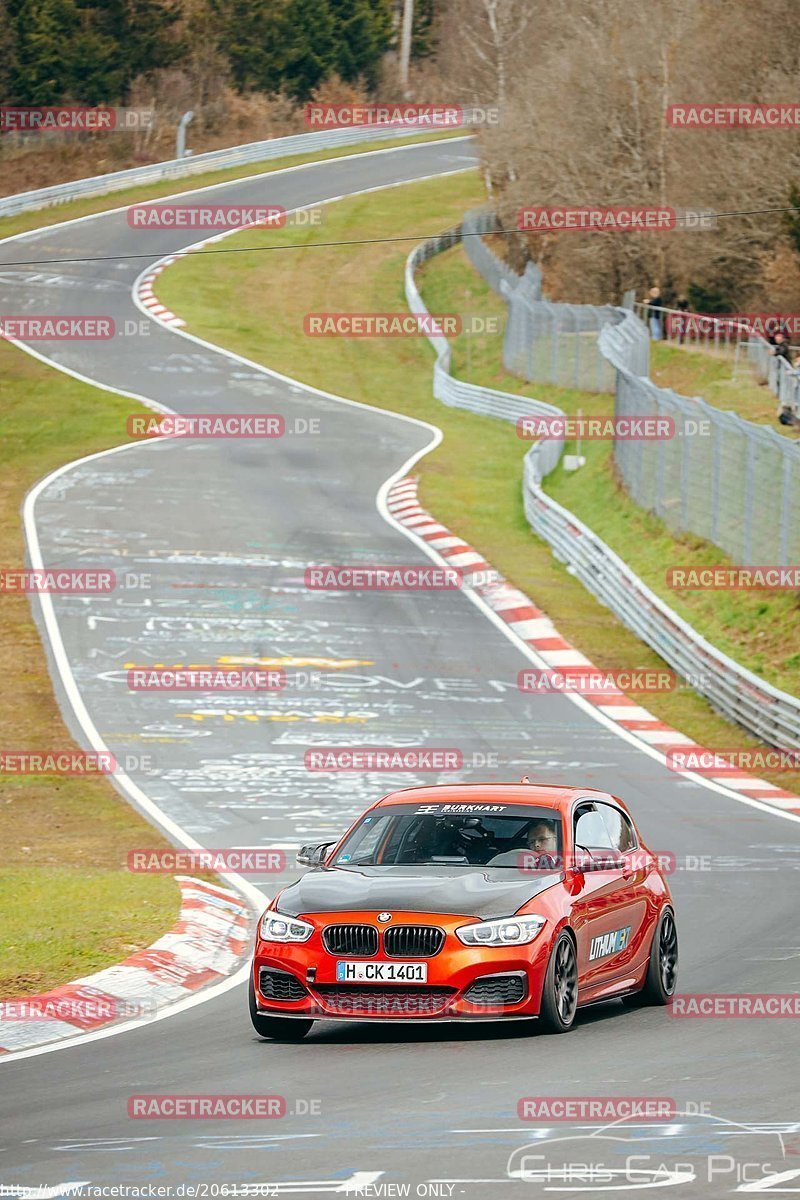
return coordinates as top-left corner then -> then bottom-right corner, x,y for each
0,137 -> 798,1198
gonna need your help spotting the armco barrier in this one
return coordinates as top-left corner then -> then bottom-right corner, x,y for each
0,122 -> 461,218
407,216 -> 800,751
601,316 -> 800,566
404,218 -> 564,477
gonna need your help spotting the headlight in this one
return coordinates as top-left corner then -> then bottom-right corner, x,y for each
259,911 -> 314,942
456,915 -> 546,946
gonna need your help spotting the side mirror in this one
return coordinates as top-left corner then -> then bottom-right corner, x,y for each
296,842 -> 334,867
570,850 -> 593,872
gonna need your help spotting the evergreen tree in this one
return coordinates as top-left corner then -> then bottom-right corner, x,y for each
412,0 -> 436,59
208,0 -> 290,93
281,0 -> 336,100
329,0 -> 391,90
8,0 -> 78,104
0,0 -> 20,101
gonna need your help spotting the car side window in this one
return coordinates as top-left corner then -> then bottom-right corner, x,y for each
574,804 -> 614,850
597,803 -> 637,852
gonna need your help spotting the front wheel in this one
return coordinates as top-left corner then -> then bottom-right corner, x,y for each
249,976 -> 314,1041
623,906 -> 678,1008
538,931 -> 578,1033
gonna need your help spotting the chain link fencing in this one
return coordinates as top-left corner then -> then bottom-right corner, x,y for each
407,213 -> 800,750
461,209 -> 627,393
602,317 -> 800,566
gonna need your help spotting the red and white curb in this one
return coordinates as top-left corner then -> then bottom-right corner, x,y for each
388,476 -> 800,818
0,876 -> 252,1053
136,255 -> 187,327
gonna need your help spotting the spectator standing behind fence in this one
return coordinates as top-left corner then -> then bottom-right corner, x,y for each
675,294 -> 689,344
771,332 -> 793,365
646,286 -> 663,340
777,352 -> 800,427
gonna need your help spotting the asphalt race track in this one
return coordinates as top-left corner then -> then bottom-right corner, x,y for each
1,138 -> 799,1198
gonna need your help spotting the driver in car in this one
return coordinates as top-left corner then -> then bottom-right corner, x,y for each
487,819 -> 560,868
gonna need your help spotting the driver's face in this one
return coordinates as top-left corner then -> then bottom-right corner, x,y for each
528,822 -> 557,851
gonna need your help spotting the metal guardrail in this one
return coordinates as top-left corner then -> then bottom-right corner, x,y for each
0,122 -> 458,218
404,218 -> 564,474
635,300 -> 800,417
407,214 -> 800,750
601,314 -> 800,566
460,208 -> 523,296
521,468 -> 800,750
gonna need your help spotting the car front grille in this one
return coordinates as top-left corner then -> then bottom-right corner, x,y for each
313,985 -> 456,1017
383,925 -> 445,958
258,968 -> 307,1002
463,973 -> 527,1007
322,924 -> 379,956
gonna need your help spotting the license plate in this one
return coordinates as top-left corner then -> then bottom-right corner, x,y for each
336,960 -> 427,983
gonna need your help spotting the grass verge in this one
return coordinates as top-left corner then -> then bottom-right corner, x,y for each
0,340 -> 181,996
649,341 -> 799,440
157,171 -> 800,794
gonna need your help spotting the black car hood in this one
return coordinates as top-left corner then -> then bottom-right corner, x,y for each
277,864 -> 562,920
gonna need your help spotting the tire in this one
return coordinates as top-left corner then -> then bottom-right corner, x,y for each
622,906 -> 678,1008
248,975 -> 314,1041
538,931 -> 578,1033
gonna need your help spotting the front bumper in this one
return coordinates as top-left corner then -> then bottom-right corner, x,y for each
252,913 -> 552,1021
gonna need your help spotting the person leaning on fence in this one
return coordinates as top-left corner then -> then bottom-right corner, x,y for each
771,332 -> 793,365
777,350 -> 800,427
675,294 -> 689,344
645,286 -> 664,340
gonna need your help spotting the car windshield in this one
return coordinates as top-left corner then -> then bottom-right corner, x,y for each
333,802 -> 564,869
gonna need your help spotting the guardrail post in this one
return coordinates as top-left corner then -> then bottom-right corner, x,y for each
176,110 -> 194,159
710,418 -> 721,544
780,448 -> 792,564
680,405 -> 691,528
742,435 -> 756,564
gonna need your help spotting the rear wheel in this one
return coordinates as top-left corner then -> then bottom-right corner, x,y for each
249,976 -> 314,1041
538,931 -> 578,1033
623,907 -> 678,1008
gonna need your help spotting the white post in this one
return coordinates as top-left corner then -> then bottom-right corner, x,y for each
399,0 -> 414,95
176,110 -> 194,159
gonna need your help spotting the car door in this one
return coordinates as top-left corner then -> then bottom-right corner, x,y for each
569,802 -> 645,994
